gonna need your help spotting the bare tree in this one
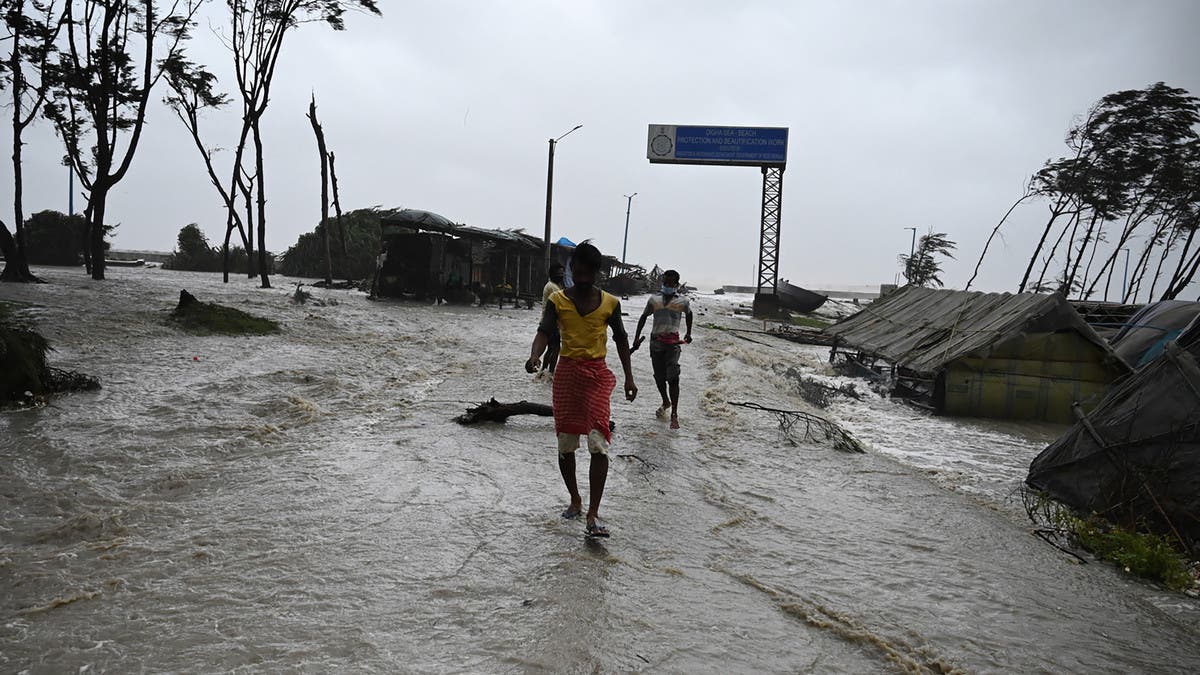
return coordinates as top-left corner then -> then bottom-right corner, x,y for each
162,54 -> 252,283
1,0 -> 62,282
165,0 -> 380,288
306,93 -> 331,285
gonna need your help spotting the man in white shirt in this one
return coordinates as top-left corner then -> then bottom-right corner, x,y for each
632,270 -> 693,429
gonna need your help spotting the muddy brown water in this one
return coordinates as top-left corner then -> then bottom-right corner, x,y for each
2,268 -> 1198,673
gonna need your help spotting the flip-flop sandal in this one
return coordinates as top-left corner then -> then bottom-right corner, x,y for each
585,522 -> 610,538
561,507 -> 582,520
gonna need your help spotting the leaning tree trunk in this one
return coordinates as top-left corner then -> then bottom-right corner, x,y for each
1019,197 -> 1071,292
966,191 -> 1032,291
1165,246 -> 1200,300
1064,210 -> 1101,294
1034,209 -> 1079,292
1163,216 -> 1200,300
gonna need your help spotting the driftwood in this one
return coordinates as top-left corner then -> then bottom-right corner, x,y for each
456,398 -> 553,425
729,401 -> 865,453
454,399 -> 619,435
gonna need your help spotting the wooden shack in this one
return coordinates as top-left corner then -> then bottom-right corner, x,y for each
378,210 -> 542,305
824,287 -> 1131,423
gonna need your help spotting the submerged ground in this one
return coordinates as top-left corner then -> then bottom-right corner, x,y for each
2,268 -> 1198,673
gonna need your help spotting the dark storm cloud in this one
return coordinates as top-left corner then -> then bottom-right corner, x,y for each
7,0 -> 1199,291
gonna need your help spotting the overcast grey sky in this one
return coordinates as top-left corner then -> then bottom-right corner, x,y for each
7,0 -> 1200,291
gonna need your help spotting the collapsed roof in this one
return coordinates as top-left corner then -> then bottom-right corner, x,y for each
824,286 -> 1126,375
1028,316 -> 1200,545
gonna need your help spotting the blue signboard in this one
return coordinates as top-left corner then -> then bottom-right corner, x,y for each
647,124 -> 788,167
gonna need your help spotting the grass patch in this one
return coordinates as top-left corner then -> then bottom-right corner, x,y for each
170,290 -> 279,336
1025,489 -> 1195,591
1072,518 -> 1194,590
789,314 -> 831,329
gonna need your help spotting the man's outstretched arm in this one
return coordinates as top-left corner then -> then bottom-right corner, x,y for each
632,300 -> 653,351
610,302 -> 638,400
527,304 -> 557,372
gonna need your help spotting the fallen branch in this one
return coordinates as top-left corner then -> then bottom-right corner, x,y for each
455,398 -> 553,424
1032,528 -> 1090,564
729,401 -> 865,453
618,453 -> 657,469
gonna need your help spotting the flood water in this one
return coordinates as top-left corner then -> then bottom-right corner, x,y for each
3,268 -> 1198,673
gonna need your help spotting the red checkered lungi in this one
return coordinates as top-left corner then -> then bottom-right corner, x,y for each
552,356 -> 616,442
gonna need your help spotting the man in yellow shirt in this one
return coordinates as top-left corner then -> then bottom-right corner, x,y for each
526,243 -> 637,538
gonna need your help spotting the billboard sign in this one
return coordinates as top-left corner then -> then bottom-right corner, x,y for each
647,124 -> 788,167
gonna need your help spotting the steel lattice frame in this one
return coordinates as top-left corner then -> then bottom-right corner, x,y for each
757,166 -> 784,295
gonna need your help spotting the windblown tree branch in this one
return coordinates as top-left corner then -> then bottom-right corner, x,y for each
898,229 -> 956,288
966,178 -> 1035,291
1005,83 -> 1200,302
43,0 -> 205,281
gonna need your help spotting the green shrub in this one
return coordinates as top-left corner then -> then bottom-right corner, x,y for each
790,314 -> 831,329
1071,517 -> 1194,591
1025,489 -> 1195,591
0,302 -> 50,400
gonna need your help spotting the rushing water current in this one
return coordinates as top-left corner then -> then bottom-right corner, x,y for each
2,267 -> 1199,673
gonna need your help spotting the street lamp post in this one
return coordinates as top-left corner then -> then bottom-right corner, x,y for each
621,192 -> 637,266
543,124 -> 583,272
62,157 -> 74,216
903,226 -> 917,283
1121,248 -> 1132,302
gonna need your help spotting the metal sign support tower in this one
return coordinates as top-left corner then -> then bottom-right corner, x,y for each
645,124 -> 790,317
754,166 -> 784,316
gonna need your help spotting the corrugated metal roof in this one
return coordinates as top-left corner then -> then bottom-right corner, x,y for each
824,286 -> 1126,375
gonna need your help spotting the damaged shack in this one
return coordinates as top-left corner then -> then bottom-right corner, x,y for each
1027,316 -> 1200,546
824,286 -> 1130,423
377,210 -> 545,305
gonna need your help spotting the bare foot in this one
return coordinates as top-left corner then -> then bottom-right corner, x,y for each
656,404 -> 670,419
670,416 -> 680,429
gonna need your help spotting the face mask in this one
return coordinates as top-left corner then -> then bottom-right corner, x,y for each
661,285 -> 677,296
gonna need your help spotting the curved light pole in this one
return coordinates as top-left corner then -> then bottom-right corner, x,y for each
543,124 -> 583,271
903,226 -> 917,283
1121,247 -> 1131,302
621,192 -> 637,266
